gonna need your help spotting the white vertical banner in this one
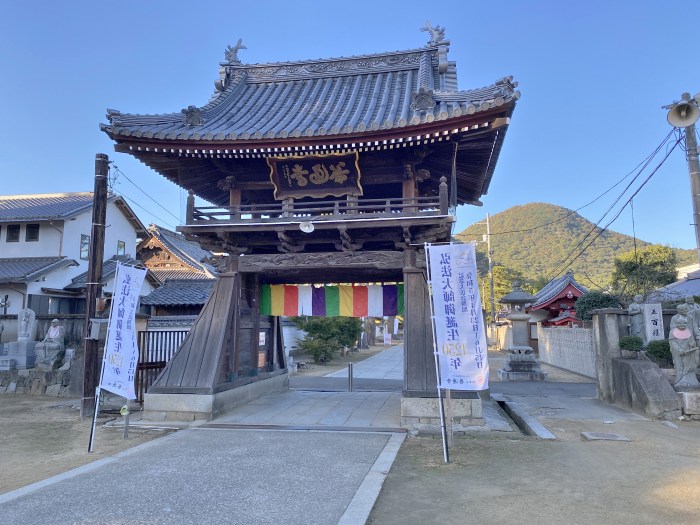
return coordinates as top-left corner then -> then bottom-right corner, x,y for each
427,243 -> 489,390
642,303 -> 664,342
99,263 -> 147,400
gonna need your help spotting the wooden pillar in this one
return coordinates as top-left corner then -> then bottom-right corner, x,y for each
186,191 -> 195,225
229,187 -> 241,220
81,153 -> 108,418
439,176 -> 448,214
402,171 -> 417,213
402,247 -> 437,396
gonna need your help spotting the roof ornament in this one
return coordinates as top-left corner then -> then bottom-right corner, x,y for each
225,38 -> 247,65
182,105 -> 204,126
410,86 -> 436,111
420,21 -> 446,46
217,176 -> 236,191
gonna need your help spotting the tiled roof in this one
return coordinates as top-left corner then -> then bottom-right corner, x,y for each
0,257 -> 77,284
147,225 -> 215,276
647,270 -> 700,302
140,279 -> 214,306
531,271 -> 587,309
150,268 -> 212,281
0,192 -> 147,236
65,256 -> 143,290
102,33 -> 519,143
0,193 -> 95,222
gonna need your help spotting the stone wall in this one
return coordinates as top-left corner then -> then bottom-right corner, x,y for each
0,364 -> 81,398
537,325 -> 596,378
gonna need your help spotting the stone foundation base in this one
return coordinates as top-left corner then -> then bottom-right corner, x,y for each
498,353 -> 547,381
143,372 -> 289,422
400,394 -> 483,433
498,369 -> 548,381
678,390 -> 700,416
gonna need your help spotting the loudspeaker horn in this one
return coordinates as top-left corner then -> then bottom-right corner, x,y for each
299,221 -> 315,233
667,101 -> 700,128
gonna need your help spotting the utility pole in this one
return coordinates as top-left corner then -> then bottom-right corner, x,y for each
81,153 -> 108,418
486,213 -> 496,348
666,92 -> 700,265
685,123 -> 700,265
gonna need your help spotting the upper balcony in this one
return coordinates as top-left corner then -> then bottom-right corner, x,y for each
179,178 -> 454,254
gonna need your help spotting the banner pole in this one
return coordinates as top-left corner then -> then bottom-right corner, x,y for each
87,262 -> 121,453
88,386 -> 101,452
425,243 -> 449,464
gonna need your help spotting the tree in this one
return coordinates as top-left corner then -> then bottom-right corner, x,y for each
611,245 -> 678,300
291,316 -> 362,363
575,291 -> 621,321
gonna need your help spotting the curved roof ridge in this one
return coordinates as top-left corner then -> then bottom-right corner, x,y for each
231,45 -> 441,71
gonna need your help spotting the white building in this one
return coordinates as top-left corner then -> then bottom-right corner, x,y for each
0,192 -> 152,316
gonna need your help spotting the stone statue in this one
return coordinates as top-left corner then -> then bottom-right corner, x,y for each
34,319 -> 65,371
628,295 -> 644,338
684,296 -> 700,337
18,308 -> 36,340
669,316 -> 700,388
670,303 -> 689,332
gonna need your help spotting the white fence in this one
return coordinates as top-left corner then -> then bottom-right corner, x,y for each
537,324 -> 596,378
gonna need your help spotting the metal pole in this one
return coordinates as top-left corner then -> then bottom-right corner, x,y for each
487,214 -> 496,347
685,123 -> 700,265
425,243 -> 449,464
348,362 -> 353,392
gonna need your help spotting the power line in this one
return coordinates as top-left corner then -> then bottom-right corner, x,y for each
546,137 -> 682,280
460,129 -> 676,239
111,165 -> 181,223
118,193 -> 178,231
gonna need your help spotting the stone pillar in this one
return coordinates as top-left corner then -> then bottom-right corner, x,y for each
591,308 -> 627,402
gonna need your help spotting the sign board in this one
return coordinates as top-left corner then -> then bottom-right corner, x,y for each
259,331 -> 266,347
99,264 -> 147,400
643,303 -> 665,342
426,243 -> 489,391
383,332 -> 392,345
267,152 -> 362,200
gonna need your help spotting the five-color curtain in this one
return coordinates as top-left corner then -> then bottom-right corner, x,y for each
260,284 -> 404,317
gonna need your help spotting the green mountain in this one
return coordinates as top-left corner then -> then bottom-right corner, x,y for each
455,202 -> 695,289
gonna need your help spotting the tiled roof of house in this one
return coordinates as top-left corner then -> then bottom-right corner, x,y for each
147,225 -> 214,277
102,29 -> 519,143
0,192 -> 147,235
531,271 -> 587,309
0,257 -> 77,284
140,279 -> 214,306
647,270 -> 700,302
150,268 -> 211,281
0,193 -> 95,222
65,256 -> 152,290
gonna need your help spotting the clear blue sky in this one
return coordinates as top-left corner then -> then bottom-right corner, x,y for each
2,0 -> 699,256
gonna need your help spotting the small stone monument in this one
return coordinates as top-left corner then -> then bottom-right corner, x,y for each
669,315 -> 700,389
0,308 -> 38,370
497,282 -> 547,381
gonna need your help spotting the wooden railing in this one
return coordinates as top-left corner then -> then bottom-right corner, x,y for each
135,330 -> 189,403
187,195 -> 448,224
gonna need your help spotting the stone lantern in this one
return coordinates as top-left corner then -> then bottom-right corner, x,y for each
497,281 -> 547,381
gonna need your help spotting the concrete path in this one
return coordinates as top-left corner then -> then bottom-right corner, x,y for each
0,428 -> 405,525
325,345 -> 403,380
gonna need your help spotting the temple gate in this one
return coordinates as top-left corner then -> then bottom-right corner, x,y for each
101,25 -> 518,425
